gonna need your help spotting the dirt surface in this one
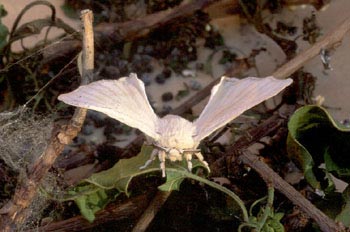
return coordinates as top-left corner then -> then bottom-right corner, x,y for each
2,0 -> 350,121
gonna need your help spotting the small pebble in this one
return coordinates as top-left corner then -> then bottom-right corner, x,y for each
118,60 -> 128,69
196,63 -> 204,70
144,45 -> 153,54
48,71 -> 55,77
140,73 -> 152,86
101,10 -> 109,18
189,80 -> 202,90
341,119 -> 350,128
182,69 -> 196,78
132,60 -> 143,70
104,125 -> 120,137
118,60 -> 130,75
162,68 -> 172,79
205,24 -> 211,32
155,73 -> 166,84
133,54 -> 142,62
171,48 -> 180,56
72,136 -> 86,146
141,54 -> 152,63
104,118 -> 123,136
98,54 -> 106,61
162,92 -> 173,102
104,66 -> 120,78
111,49 -> 121,57
81,124 -> 94,136
137,45 -> 144,53
122,125 -> 133,135
87,111 -> 105,128
144,64 -> 153,73
161,105 -> 173,115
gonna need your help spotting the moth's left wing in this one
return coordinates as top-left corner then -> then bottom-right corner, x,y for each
58,73 -> 160,140
192,76 -> 292,142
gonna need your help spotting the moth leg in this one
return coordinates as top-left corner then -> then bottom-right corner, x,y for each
140,148 -> 158,170
184,153 -> 193,172
158,150 -> 166,177
194,152 -> 210,173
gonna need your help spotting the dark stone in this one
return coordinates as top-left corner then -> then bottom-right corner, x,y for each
87,111 -> 105,128
104,66 -> 120,78
140,73 -> 152,86
162,68 -> 172,79
162,92 -> 173,102
81,124 -> 94,136
161,105 -> 173,114
144,45 -> 154,54
155,73 -> 166,84
189,80 -> 202,90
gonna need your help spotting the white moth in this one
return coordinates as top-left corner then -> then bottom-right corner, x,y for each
58,73 -> 292,177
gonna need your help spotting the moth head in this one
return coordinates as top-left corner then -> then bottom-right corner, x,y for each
168,148 -> 183,161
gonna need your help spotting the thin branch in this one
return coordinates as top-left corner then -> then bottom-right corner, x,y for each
0,10 -> 94,231
273,16 -> 350,79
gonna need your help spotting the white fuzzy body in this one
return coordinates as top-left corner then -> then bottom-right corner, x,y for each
156,115 -> 196,150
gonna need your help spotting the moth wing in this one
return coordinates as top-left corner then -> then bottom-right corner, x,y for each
58,73 -> 160,140
192,76 -> 292,142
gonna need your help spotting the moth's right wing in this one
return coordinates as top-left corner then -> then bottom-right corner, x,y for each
192,76 -> 292,143
58,73 -> 160,140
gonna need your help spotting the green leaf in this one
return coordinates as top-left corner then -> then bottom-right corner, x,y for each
65,145 -> 241,222
287,133 -> 319,189
287,105 -> 350,190
0,23 -> 8,51
85,145 -> 160,195
68,185 -> 112,223
86,145 -> 209,194
336,186 -> 350,227
158,169 -> 185,191
63,145 -> 159,221
0,5 -> 8,52
158,161 -> 204,192
324,149 -> 350,179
